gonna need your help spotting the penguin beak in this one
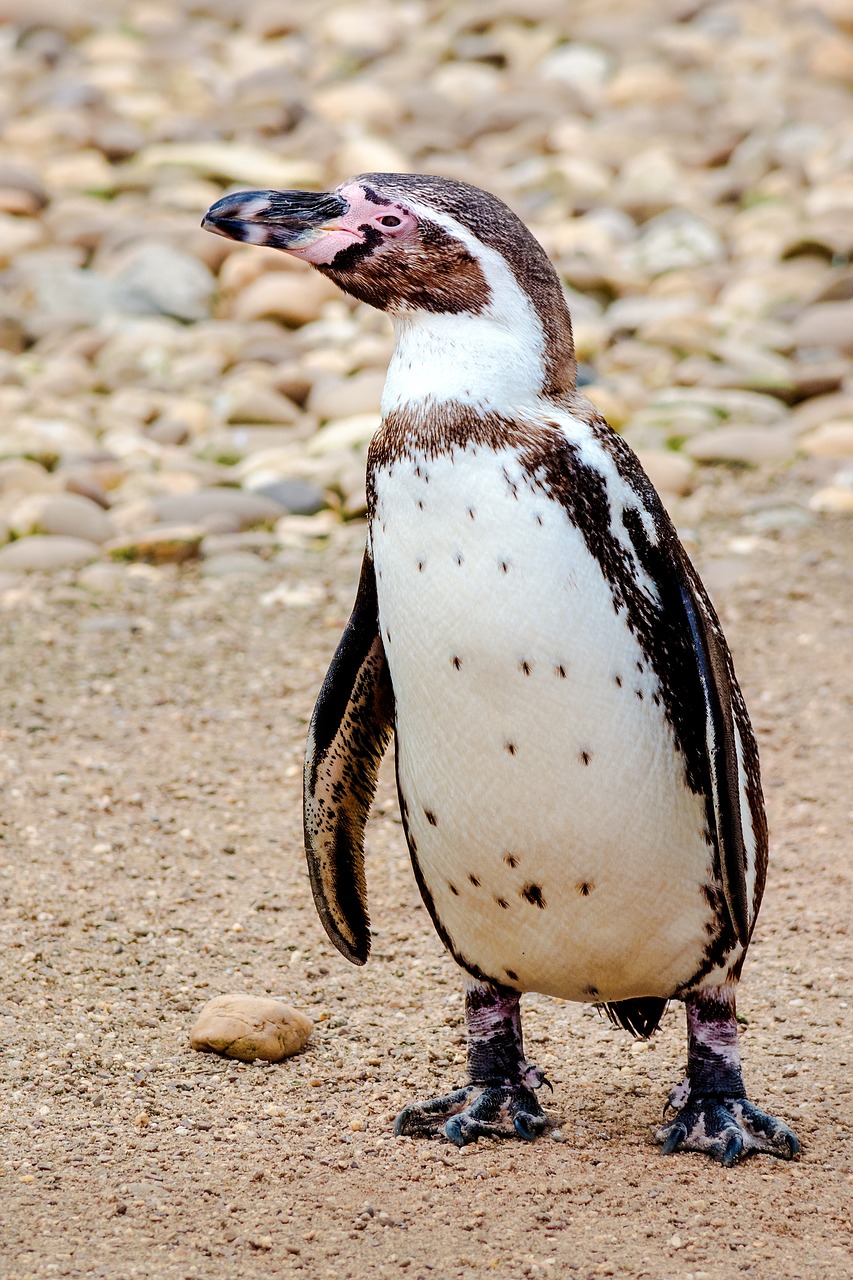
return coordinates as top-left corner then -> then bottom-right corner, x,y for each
201,189 -> 350,251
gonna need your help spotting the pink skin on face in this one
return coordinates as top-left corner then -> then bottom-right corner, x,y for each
289,182 -> 419,264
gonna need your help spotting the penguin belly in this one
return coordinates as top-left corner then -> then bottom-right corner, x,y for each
370,441 -> 718,1002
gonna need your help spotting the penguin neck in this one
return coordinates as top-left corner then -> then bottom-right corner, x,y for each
381,310 -> 544,420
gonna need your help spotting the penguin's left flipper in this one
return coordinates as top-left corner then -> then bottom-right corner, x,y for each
395,1083 -> 549,1145
303,550 -> 395,965
656,1098 -> 800,1166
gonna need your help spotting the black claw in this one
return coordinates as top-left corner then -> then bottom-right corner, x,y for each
396,1081 -> 549,1146
656,1093 -> 799,1165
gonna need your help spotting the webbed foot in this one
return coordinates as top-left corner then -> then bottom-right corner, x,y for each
394,981 -> 551,1145
395,1080 -> 548,1144
657,988 -> 800,1165
656,1094 -> 800,1166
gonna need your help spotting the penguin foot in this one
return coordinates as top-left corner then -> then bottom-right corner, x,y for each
655,1095 -> 800,1166
395,1082 -> 549,1145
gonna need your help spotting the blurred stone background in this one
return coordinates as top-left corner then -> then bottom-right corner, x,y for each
1,0 -> 852,581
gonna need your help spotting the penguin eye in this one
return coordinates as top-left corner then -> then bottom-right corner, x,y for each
378,215 -> 401,228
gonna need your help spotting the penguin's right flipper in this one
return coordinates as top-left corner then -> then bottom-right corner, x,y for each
303,550 -> 395,965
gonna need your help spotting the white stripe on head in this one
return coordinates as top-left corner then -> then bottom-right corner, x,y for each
381,199 -> 550,417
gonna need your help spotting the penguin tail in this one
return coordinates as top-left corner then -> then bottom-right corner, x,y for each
600,997 -> 668,1039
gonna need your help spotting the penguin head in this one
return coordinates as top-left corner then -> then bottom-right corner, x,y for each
204,174 -> 576,402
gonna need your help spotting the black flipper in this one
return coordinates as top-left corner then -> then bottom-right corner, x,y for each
676,556 -> 751,945
303,550 -> 395,964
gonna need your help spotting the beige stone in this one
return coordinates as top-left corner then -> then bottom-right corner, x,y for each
634,449 -> 696,497
232,272 -> 338,327
307,372 -> 385,422
808,485 -> 853,514
684,427 -> 797,466
0,535 -> 100,572
9,492 -> 114,544
221,378 -> 301,425
190,994 -> 312,1062
799,421 -> 853,459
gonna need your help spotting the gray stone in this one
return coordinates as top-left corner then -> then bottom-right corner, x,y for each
110,244 -> 216,323
151,488 -> 284,529
0,535 -> 100,572
253,478 -> 326,516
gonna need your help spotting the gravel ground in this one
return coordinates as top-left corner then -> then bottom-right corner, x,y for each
0,466 -> 851,1280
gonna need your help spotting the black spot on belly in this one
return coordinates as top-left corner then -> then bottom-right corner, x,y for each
535,514 -> 543,526
417,500 -> 424,510
577,881 -> 594,897
518,660 -> 532,676
469,874 -> 480,887
424,809 -> 437,826
555,664 -> 567,679
520,882 -> 546,909
417,561 -> 425,572
448,882 -> 459,896
504,741 -> 517,756
409,835 -> 417,854
614,674 -> 623,687
504,853 -> 519,869
504,968 -> 519,981
652,692 -> 661,706
495,897 -> 509,910
468,508 -> 475,519
635,688 -> 644,700
579,750 -> 592,766
585,984 -> 599,998
385,628 -> 391,644
452,655 -> 462,670
636,660 -> 644,673
500,561 -> 509,574
454,553 -> 463,566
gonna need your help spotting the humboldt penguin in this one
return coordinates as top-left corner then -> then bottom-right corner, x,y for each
202,175 -> 799,1164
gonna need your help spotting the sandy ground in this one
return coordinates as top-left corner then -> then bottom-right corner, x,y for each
0,463 -> 851,1280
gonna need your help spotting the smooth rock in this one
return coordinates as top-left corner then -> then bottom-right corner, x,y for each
151,488 -> 284,529
809,485 -> 853,514
634,449 -> 696,497
109,244 -> 216,322
105,525 -> 205,565
684,427 -> 797,466
77,563 -> 128,593
0,459 -> 57,498
307,414 -> 380,456
189,994 -> 312,1062
792,301 -> 853,353
131,142 -> 321,189
0,535 -> 100,572
219,379 -> 301,425
252,478 -> 326,516
626,210 -> 725,277
307,371 -> 385,421
9,492 -> 114,544
799,421 -> 853,458
232,272 -> 338,327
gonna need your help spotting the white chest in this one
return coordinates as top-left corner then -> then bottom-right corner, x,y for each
369,443 -> 716,1001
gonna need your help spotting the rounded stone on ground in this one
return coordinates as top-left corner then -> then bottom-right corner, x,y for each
799,421 -> 853,458
808,485 -> 853,514
307,414 -> 380,456
0,459 -> 57,498
151,488 -> 284,529
104,525 -> 205,565
684,427 -> 797,466
8,492 -> 115,544
0,535 -> 100,572
232,272 -> 338,327
189,994 -> 312,1062
76,562 -> 128,593
307,371 -> 386,421
634,449 -> 696,496
252,478 -> 326,516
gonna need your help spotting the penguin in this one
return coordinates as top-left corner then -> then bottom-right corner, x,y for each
202,175 -> 799,1164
